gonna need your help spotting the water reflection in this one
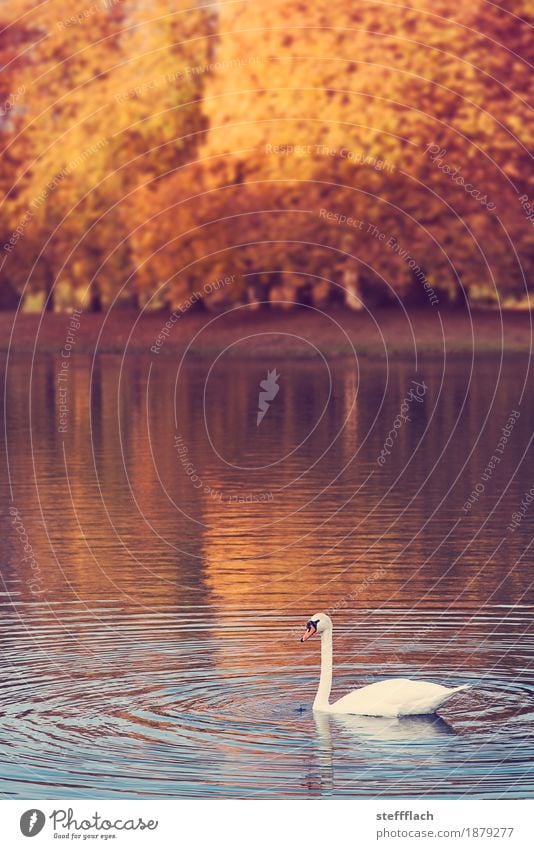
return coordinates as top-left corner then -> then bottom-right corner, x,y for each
313,711 -> 456,797
327,712 -> 456,741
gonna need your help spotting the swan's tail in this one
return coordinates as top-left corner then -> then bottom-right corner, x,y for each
421,683 -> 470,715
429,684 -> 471,712
440,684 -> 470,703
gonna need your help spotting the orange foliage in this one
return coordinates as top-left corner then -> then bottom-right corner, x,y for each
0,1 -> 532,310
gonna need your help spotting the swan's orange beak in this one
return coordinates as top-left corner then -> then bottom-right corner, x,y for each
300,622 -> 317,642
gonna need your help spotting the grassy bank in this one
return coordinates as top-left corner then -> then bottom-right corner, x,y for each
2,307 -> 532,358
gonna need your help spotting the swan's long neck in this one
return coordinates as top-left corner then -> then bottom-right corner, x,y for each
313,628 -> 333,710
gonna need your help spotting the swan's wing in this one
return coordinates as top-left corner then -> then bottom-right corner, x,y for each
395,682 -> 469,716
330,678 -> 416,717
331,679 -> 469,717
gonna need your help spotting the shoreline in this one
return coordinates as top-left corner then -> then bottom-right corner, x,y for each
1,308 -> 532,358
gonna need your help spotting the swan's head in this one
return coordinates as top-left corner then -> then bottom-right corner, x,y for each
300,612 -> 332,642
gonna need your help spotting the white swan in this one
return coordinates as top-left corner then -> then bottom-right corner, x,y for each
300,613 -> 469,718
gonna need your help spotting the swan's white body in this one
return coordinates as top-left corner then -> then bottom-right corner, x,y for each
301,613 -> 469,718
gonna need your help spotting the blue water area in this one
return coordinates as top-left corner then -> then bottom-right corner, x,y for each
0,354 -> 533,798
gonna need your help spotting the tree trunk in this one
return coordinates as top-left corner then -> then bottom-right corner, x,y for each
127,288 -> 140,310
343,268 -> 363,310
90,282 -> 102,312
451,278 -> 469,308
0,277 -> 21,310
43,261 -> 55,312
247,274 -> 264,309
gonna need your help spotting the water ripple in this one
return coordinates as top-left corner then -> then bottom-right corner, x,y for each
0,605 -> 532,799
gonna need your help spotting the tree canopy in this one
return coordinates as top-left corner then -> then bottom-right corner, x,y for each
0,0 -> 532,311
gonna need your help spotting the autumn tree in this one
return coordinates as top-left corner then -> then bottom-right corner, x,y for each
0,0 -> 214,310
138,0 -> 534,309
1,0 -> 532,311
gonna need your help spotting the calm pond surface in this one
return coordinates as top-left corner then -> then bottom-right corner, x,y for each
1,352 -> 533,799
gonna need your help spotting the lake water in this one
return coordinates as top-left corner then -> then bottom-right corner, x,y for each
1,353 -> 533,799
